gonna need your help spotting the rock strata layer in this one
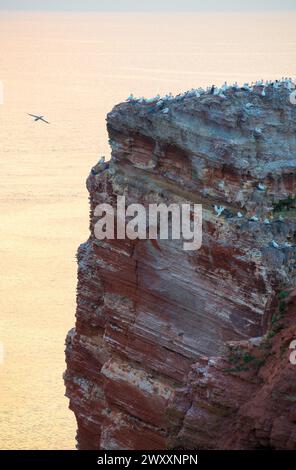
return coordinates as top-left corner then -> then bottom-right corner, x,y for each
65,85 -> 296,449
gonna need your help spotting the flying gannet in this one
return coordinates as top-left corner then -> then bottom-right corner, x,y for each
28,113 -> 50,124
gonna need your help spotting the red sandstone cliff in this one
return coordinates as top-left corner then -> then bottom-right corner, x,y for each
64,83 -> 296,450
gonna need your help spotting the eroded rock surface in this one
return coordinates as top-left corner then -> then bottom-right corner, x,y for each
65,84 -> 296,449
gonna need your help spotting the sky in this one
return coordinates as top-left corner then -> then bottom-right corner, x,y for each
0,0 -> 295,11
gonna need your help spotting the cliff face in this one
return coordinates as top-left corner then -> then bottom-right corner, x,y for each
64,83 -> 296,450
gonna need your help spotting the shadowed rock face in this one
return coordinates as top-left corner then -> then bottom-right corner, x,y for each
64,85 -> 296,450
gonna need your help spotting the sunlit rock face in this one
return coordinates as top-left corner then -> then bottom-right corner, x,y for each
64,85 -> 296,450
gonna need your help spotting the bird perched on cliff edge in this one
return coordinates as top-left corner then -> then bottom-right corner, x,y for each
257,183 -> 266,191
213,205 -> 225,217
271,240 -> 280,249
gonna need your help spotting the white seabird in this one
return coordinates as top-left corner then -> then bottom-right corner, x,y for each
145,97 -> 156,104
285,80 -> 293,91
221,82 -> 229,92
284,241 -> 293,248
257,183 -> 266,191
214,205 -> 225,217
162,108 -> 169,114
237,212 -> 244,218
264,218 -> 270,225
99,156 -> 105,164
242,83 -> 251,91
250,215 -> 259,222
271,240 -> 280,249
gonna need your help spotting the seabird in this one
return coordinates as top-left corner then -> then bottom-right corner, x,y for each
28,113 -> 50,124
210,85 -> 215,95
257,183 -> 266,191
214,205 -> 225,217
264,218 -> 270,225
221,82 -> 229,92
250,215 -> 259,222
145,97 -> 156,104
271,240 -> 280,249
156,100 -> 164,108
99,156 -> 105,164
285,80 -> 293,91
237,212 -> 244,218
162,108 -> 169,114
284,241 -> 293,248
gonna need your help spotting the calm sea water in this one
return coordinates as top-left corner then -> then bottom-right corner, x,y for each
0,11 -> 295,449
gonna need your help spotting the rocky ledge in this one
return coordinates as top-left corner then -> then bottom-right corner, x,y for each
64,82 -> 296,450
